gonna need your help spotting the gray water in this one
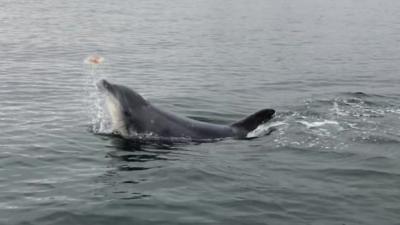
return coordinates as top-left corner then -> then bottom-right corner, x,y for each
1,0 -> 400,224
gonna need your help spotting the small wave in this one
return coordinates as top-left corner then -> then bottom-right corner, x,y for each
341,91 -> 370,97
316,168 -> 400,178
386,108 -> 400,114
329,96 -> 398,119
352,134 -> 400,144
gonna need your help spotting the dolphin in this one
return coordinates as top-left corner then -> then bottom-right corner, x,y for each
96,79 -> 275,142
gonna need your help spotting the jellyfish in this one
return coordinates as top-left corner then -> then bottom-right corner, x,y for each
84,55 -> 104,65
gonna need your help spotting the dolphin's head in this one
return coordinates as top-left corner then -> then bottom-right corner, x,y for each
97,79 -> 148,137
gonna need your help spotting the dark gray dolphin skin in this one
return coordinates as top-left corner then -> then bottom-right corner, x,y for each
97,79 -> 275,141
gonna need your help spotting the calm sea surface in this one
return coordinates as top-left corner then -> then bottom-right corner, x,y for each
1,0 -> 400,224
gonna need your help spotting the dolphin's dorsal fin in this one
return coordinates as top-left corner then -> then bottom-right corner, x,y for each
231,109 -> 275,133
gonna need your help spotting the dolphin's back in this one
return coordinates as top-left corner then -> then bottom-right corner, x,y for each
143,105 -> 235,139
98,79 -> 274,141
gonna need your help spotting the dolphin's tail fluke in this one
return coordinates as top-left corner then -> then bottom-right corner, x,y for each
231,109 -> 275,136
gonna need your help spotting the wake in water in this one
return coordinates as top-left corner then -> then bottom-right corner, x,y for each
268,92 -> 400,153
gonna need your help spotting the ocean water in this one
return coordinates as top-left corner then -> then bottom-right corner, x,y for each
1,0 -> 400,224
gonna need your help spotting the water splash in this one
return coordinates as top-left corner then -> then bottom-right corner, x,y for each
298,120 -> 340,129
246,121 -> 286,138
268,93 -> 400,151
83,55 -> 111,134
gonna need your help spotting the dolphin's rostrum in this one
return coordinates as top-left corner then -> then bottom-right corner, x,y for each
97,79 -> 275,141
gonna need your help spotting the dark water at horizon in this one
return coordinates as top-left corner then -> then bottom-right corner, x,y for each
1,0 -> 400,224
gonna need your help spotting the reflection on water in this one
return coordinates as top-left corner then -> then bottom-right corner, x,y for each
106,136 -> 176,170
96,137 -> 185,201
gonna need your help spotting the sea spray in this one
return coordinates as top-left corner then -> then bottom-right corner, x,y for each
83,55 -> 111,134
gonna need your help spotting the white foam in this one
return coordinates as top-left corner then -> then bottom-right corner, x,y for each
246,121 -> 286,138
331,101 -> 348,116
298,120 -> 339,129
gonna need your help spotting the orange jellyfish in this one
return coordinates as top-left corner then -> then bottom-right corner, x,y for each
84,55 -> 104,65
